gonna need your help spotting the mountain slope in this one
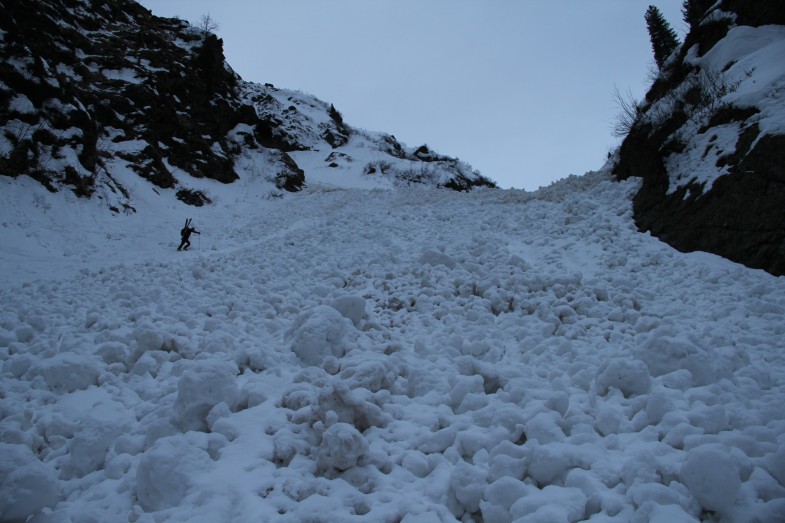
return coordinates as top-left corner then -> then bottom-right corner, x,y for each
1,169 -> 784,522
613,1 -> 785,276
0,0 -> 493,213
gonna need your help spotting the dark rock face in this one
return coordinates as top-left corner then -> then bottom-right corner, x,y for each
272,151 -> 305,193
246,89 -> 349,152
0,0 -> 301,203
613,2 -> 785,276
722,0 -> 785,27
631,135 -> 785,275
442,173 -> 497,192
414,145 -> 448,162
1,0 -> 496,209
176,188 -> 212,207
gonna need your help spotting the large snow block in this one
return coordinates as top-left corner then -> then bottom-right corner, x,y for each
287,305 -> 352,366
136,436 -> 211,511
173,360 -> 240,431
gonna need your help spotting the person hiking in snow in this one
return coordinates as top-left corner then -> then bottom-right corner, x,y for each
177,218 -> 200,251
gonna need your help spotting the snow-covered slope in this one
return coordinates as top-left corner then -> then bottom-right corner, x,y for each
2,167 -> 784,522
241,82 -> 493,191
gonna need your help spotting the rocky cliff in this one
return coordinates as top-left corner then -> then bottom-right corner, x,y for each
614,1 -> 785,276
0,0 -> 494,213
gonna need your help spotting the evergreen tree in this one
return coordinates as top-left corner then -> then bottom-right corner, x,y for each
645,5 -> 680,69
681,0 -> 713,30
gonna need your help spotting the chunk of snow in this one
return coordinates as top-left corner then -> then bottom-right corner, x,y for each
316,422 -> 369,472
509,485 -> 587,522
0,460 -> 60,521
764,443 -> 785,487
329,295 -> 367,328
637,333 -> 715,386
596,358 -> 652,397
480,476 -> 529,523
449,461 -> 488,514
287,305 -> 352,366
27,353 -> 101,392
419,249 -> 456,269
680,444 -> 742,514
173,360 -> 240,431
135,436 -> 211,511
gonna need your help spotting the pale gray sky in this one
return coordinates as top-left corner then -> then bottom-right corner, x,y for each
138,1 -> 685,190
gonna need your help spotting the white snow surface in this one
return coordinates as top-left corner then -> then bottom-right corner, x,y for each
2,168 -> 785,522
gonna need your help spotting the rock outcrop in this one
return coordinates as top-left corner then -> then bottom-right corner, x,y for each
0,0 -> 494,213
0,0 -> 291,211
614,1 -> 785,276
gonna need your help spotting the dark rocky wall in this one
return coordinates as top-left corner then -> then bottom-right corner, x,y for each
613,1 -> 785,276
0,0 -> 302,198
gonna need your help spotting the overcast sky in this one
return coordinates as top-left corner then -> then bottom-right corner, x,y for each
137,1 -> 685,190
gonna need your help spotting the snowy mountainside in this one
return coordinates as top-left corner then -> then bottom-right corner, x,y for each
0,0 -> 493,215
241,81 -> 495,191
614,1 -> 785,276
2,169 -> 785,522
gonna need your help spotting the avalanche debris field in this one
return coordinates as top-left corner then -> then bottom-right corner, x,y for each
1,172 -> 784,522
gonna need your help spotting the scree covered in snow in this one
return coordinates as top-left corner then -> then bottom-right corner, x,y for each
1,167 -> 785,522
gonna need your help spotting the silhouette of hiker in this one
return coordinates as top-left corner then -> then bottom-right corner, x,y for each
177,218 -> 200,251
